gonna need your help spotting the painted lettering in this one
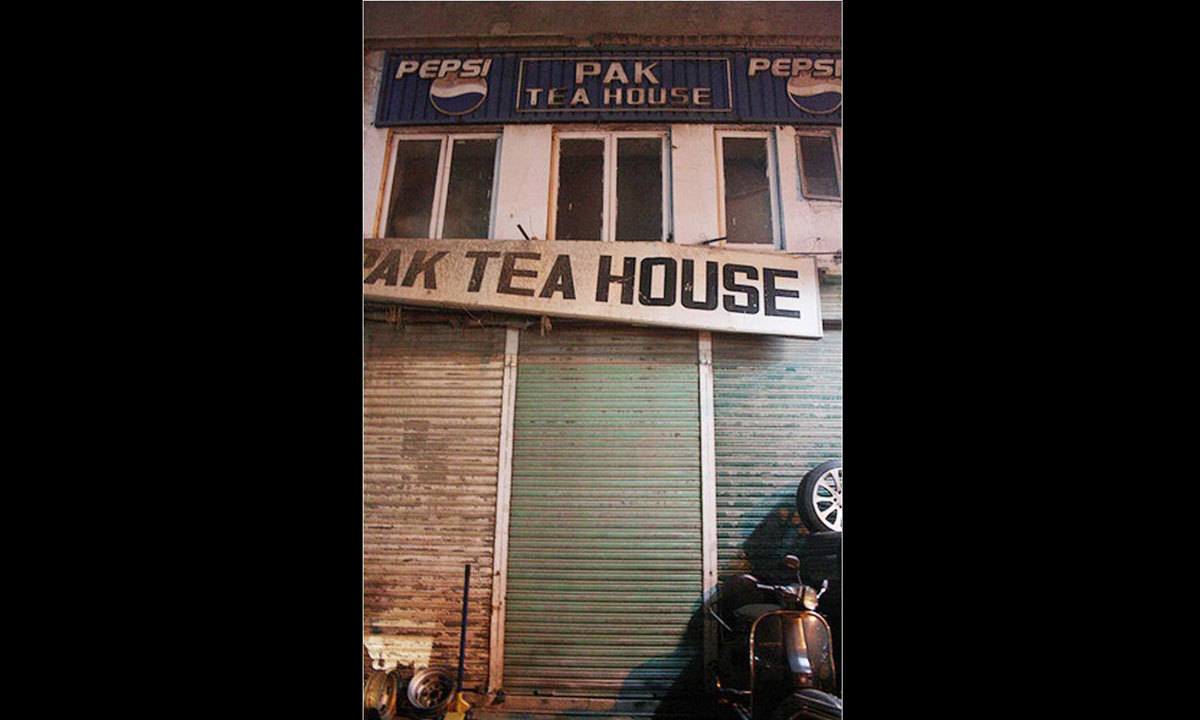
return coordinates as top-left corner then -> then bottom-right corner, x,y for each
722,264 -> 759,314
596,256 -> 636,305
464,250 -> 500,292
762,268 -> 801,318
681,259 -> 719,310
638,258 -> 676,307
364,249 -> 382,270
576,61 -> 601,84
461,59 -> 483,78
497,252 -> 541,296
539,255 -> 576,299
634,61 -> 660,84
603,62 -> 630,84
395,60 -> 419,79
364,249 -> 402,286
401,250 -> 448,289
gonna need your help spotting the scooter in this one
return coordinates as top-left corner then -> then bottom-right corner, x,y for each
708,554 -> 842,720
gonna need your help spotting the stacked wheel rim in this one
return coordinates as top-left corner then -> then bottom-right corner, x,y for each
797,460 -> 842,533
407,667 -> 456,712
363,668 -> 399,720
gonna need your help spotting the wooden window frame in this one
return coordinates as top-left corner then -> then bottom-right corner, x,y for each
714,129 -> 782,249
547,129 -> 673,242
795,128 -> 842,202
377,131 -> 503,239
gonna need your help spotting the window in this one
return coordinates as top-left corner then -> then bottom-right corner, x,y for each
381,134 -> 500,239
550,131 -> 670,242
716,131 -> 780,246
797,131 -> 841,201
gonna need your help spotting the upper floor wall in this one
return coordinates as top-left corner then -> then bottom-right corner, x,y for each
360,43 -> 840,272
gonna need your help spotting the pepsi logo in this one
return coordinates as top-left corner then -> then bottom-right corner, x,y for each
429,71 -> 489,116
787,74 -> 842,114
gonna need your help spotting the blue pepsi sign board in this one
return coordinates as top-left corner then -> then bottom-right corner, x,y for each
375,51 -> 841,126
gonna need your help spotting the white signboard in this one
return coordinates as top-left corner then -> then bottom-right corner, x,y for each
363,238 -> 822,338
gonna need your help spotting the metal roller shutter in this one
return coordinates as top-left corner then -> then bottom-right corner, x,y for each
363,321 -> 505,689
503,326 -> 703,697
712,330 -> 843,577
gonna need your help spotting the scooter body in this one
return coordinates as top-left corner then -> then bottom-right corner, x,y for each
710,557 -> 841,720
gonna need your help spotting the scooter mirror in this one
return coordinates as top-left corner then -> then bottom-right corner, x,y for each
783,554 -> 801,571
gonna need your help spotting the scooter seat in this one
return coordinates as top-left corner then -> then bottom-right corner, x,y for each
733,603 -> 782,625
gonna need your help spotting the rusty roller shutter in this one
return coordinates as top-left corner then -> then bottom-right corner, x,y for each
503,326 -> 704,697
713,330 -> 842,578
364,321 -> 505,689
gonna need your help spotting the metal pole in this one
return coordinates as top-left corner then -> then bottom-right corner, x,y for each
457,564 -> 470,689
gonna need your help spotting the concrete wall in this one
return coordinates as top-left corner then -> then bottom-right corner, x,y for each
365,1 -> 840,49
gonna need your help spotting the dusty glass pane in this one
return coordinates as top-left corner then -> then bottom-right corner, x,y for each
799,135 -> 840,199
443,138 -> 497,239
385,140 -> 440,238
616,138 -> 663,241
722,137 -> 774,244
555,139 -> 604,241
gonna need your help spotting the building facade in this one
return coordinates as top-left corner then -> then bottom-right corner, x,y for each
363,2 -> 841,714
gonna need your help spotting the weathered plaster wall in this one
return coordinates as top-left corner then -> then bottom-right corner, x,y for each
670,124 -> 721,245
365,1 -> 840,50
493,125 -> 554,241
364,50 -> 388,237
775,125 -> 842,261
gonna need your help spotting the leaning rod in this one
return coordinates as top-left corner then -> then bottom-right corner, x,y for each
456,564 -> 470,691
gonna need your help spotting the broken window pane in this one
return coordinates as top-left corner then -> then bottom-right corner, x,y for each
615,138 -> 663,241
555,138 -> 605,241
443,138 -> 497,239
722,137 -> 775,245
798,135 -> 840,199
385,139 -> 440,238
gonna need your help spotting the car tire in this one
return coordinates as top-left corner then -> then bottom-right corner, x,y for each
797,461 -> 842,533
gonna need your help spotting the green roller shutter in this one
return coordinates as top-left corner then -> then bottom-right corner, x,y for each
713,330 -> 843,577
503,326 -> 703,697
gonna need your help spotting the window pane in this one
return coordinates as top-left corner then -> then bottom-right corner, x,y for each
722,137 -> 774,244
555,139 -> 605,241
443,138 -> 497,239
616,138 -> 663,241
799,135 -> 840,199
385,140 -> 440,238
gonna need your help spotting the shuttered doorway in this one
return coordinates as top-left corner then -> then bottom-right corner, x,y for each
712,330 -> 843,577
363,321 -> 505,689
502,326 -> 703,698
